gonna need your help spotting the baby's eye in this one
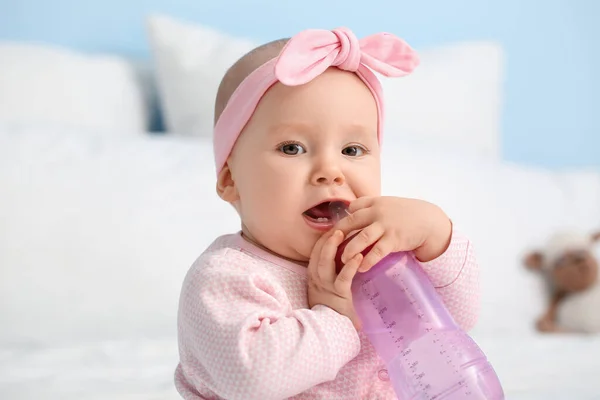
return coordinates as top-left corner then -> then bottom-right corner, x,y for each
279,142 -> 306,155
342,145 -> 366,157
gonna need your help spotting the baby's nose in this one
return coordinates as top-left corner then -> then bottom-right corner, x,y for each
312,161 -> 345,185
316,174 -> 344,185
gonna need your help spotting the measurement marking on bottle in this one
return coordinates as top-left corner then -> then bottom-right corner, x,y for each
358,262 -> 495,400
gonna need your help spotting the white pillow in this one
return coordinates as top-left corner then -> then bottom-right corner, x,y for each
146,15 -> 256,137
146,15 -> 504,160
0,42 -> 151,133
381,41 -> 503,160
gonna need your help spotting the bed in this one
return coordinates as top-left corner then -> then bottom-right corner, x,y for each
1,14 -> 600,400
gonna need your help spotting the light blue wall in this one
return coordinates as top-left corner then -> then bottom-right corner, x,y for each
1,0 -> 598,169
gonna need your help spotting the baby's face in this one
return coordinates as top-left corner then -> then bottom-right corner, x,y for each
227,68 -> 381,262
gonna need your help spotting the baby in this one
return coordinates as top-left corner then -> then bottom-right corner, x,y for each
174,27 -> 480,399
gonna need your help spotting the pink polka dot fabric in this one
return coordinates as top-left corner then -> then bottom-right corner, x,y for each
174,231 -> 479,399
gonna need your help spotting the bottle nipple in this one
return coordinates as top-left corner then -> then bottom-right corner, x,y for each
329,201 -> 350,224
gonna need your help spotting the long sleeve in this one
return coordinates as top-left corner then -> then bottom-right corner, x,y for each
417,229 -> 480,331
175,248 -> 361,400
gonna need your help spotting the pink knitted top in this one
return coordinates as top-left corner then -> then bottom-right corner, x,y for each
174,230 -> 480,399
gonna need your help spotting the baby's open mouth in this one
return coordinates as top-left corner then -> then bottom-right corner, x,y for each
303,202 -> 333,223
303,200 -> 348,225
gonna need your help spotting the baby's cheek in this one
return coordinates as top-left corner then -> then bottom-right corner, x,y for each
358,176 -> 382,197
302,234 -> 321,257
353,158 -> 381,195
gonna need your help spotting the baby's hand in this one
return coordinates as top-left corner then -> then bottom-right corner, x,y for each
333,196 -> 452,272
307,229 -> 363,331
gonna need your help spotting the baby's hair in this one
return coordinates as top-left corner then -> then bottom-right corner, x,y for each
214,38 -> 289,124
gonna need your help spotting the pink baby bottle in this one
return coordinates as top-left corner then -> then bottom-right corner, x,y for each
329,202 -> 505,400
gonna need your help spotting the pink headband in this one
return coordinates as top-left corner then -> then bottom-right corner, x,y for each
213,27 -> 419,175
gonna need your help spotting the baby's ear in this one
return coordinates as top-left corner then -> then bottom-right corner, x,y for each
216,163 -> 239,203
523,251 -> 545,271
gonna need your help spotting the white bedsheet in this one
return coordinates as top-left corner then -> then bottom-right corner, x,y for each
1,334 -> 599,400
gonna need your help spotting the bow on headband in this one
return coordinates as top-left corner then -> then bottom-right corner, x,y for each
275,27 -> 419,86
212,27 -> 419,175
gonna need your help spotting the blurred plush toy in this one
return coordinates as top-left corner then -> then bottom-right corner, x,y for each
524,230 -> 600,334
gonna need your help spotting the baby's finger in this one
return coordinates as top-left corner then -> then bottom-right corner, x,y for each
348,196 -> 376,213
359,236 -> 395,272
334,253 -> 363,294
332,207 -> 374,236
341,223 -> 384,264
308,229 -> 336,279
317,230 -> 345,282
